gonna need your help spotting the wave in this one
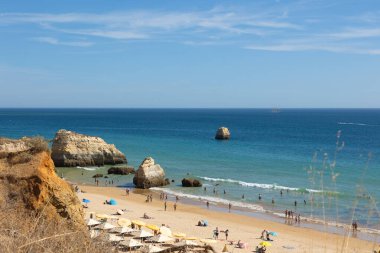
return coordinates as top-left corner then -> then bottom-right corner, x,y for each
198,176 -> 322,193
76,166 -> 97,171
150,187 -> 265,212
338,122 -> 369,126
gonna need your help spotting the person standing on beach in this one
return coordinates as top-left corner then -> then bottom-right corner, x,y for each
214,227 -> 219,239
164,201 -> 167,211
206,201 -> 210,209
174,203 -> 177,211
225,229 -> 229,241
298,214 -> 301,223
228,203 -> 232,212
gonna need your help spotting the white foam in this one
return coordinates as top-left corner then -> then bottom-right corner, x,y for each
77,166 -> 97,171
338,122 -> 369,126
198,176 -> 322,193
150,187 -> 265,212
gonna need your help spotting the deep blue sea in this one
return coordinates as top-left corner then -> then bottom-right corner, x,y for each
1,109 -> 380,230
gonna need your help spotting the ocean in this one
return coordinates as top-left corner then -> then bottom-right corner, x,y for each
1,108 -> 379,231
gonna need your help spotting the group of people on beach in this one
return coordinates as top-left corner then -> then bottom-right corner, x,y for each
213,227 -> 229,241
285,209 -> 301,223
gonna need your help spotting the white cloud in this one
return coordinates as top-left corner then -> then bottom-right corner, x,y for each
34,37 -> 93,47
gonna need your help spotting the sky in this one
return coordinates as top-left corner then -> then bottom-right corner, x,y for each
0,0 -> 380,108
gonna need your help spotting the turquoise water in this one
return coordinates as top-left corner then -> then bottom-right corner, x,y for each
1,108 -> 380,230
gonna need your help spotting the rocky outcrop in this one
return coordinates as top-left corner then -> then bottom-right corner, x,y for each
133,157 -> 169,189
215,127 -> 231,140
108,166 -> 135,175
51,129 -> 126,167
0,137 -> 84,228
182,178 -> 202,187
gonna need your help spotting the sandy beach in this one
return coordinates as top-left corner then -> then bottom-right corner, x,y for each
78,185 -> 376,253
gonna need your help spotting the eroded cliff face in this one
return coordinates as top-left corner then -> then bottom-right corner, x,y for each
0,137 -> 84,228
51,129 -> 127,167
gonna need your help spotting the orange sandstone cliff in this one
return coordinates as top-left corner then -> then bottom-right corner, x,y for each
0,137 -> 84,228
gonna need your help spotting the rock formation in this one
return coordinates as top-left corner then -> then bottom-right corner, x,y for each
181,178 -> 202,187
108,166 -> 135,175
51,129 -> 126,167
215,127 -> 231,140
0,137 -> 84,228
133,157 -> 169,189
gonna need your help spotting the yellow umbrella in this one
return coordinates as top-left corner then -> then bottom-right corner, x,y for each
185,237 -> 198,241
145,224 -> 160,231
96,213 -> 110,219
259,241 -> 272,247
172,232 -> 186,238
118,218 -> 132,227
200,239 -> 218,244
132,220 -> 146,227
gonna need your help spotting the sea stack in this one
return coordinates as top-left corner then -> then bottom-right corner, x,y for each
133,157 -> 169,189
215,127 -> 231,140
51,129 -> 127,167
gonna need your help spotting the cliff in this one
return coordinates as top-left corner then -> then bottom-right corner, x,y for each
51,129 -> 127,167
0,137 -> 84,228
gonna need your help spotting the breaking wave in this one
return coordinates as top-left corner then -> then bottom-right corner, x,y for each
198,176 -> 322,193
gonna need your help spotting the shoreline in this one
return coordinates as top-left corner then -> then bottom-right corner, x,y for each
75,179 -> 380,243
76,183 -> 378,252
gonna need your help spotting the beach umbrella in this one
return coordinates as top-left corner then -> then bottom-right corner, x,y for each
108,234 -> 124,242
145,245 -> 163,253
133,229 -> 153,238
89,229 -> 100,239
119,239 -> 143,248
268,231 -> 278,236
149,234 -> 174,243
82,198 -> 91,203
118,218 -> 132,227
222,244 -> 229,252
132,220 -> 146,227
259,241 -> 272,247
159,226 -> 172,236
112,226 -> 135,234
87,218 -> 101,227
116,209 -> 124,215
174,240 -> 198,246
97,222 -> 116,230
109,199 -> 117,205
200,238 -> 217,244
172,232 -> 186,238
96,213 -> 110,219
145,224 -> 160,231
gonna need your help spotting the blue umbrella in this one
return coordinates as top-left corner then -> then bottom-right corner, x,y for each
109,199 -> 117,205
269,231 -> 278,236
82,198 -> 91,203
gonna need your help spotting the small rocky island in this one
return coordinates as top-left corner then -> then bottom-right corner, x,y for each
108,166 -> 135,175
133,157 -> 169,189
215,127 -> 231,140
51,129 -> 127,167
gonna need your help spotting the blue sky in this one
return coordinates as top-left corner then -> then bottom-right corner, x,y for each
0,0 -> 380,108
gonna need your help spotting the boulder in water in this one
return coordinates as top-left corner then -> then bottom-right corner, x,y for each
215,127 -> 230,140
182,178 -> 202,187
108,166 -> 135,175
